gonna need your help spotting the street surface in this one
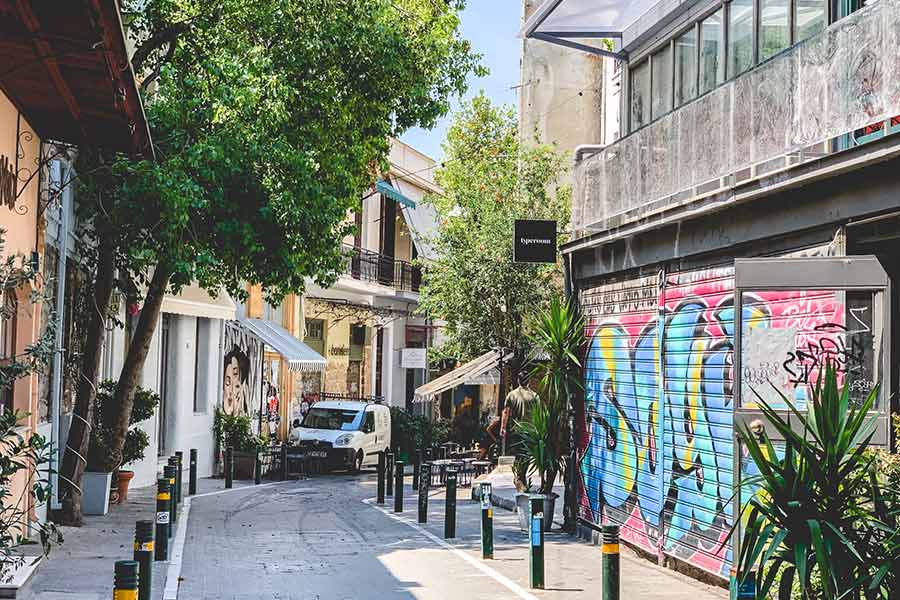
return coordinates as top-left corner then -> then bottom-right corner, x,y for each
177,472 -> 727,600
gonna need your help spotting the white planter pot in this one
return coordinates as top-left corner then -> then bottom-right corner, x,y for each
515,492 -> 558,532
82,471 -> 113,516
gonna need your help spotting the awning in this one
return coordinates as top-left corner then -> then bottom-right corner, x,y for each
376,179 -> 416,208
238,318 -> 326,372
413,350 -> 510,403
161,285 -> 236,321
0,0 -> 152,156
521,0 -> 658,57
399,198 -> 439,261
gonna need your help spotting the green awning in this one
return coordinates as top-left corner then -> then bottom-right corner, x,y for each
376,179 -> 416,208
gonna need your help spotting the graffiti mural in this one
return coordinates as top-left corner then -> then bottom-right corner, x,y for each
579,264 -> 849,578
223,322 -> 262,428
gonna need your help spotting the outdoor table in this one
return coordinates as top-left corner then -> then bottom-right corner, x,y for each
472,460 -> 492,478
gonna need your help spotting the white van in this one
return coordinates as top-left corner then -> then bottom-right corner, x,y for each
290,401 -> 391,472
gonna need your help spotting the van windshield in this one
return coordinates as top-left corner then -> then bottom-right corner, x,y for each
301,408 -> 363,431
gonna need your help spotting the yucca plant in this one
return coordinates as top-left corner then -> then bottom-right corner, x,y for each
734,363 -> 885,599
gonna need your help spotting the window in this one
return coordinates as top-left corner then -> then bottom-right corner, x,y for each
304,318 -> 325,355
760,0 -> 791,61
651,45 -> 673,120
675,27 -> 697,107
796,0 -> 827,41
193,318 -> 210,413
0,290 -> 18,413
728,0 -> 754,78
699,9 -> 724,95
630,60 -> 650,129
362,411 -> 375,434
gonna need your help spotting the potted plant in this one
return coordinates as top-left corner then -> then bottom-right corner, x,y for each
117,386 -> 158,503
513,297 -> 584,531
214,409 -> 263,480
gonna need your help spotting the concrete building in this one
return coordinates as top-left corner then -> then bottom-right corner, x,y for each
525,0 -> 900,585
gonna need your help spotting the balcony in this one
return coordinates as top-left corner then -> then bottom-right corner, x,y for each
573,1 -> 900,238
343,245 -> 422,293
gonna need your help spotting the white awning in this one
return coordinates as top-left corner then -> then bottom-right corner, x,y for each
238,318 -> 326,372
161,285 -> 236,321
413,350 -> 509,403
401,203 -> 439,261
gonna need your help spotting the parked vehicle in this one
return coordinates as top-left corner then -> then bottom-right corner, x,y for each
290,401 -> 391,472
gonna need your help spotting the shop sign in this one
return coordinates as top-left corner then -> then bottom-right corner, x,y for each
401,348 -> 427,369
329,345 -> 350,356
513,220 -> 557,263
0,154 -> 16,210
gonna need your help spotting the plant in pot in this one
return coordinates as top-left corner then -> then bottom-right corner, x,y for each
214,408 -> 263,480
117,386 -> 157,503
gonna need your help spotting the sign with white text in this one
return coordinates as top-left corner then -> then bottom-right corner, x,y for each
401,348 -> 427,369
514,220 -> 557,263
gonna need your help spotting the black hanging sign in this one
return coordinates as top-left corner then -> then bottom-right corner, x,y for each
513,219 -> 557,264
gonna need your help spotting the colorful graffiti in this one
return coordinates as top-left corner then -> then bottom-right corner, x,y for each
579,266 -> 854,578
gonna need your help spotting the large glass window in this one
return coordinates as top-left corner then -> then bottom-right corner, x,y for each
728,0 -> 754,78
630,60 -> 650,129
675,27 -> 697,107
651,45 -> 673,119
699,9 -> 724,95
795,0 -> 827,41
760,0 -> 791,61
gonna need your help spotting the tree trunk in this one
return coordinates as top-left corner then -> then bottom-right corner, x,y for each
56,238 -> 116,526
107,263 -> 173,468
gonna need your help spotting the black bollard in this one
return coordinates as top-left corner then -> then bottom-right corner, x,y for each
376,451 -> 385,504
394,460 -> 404,513
174,451 -> 184,504
386,450 -> 394,497
444,467 -> 457,539
167,457 -> 179,506
602,525 -> 620,600
113,560 -> 139,599
133,520 -> 154,600
164,464 -> 178,537
412,449 -> 421,491
418,463 -> 430,523
225,446 -> 234,489
189,449 -> 198,496
154,478 -> 170,561
281,444 -> 289,481
254,447 -> 262,485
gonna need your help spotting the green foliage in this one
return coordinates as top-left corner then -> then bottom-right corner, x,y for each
87,381 -> 159,471
417,94 -> 570,369
390,407 -> 450,459
0,411 -> 63,579
514,404 -> 566,496
213,408 -> 262,454
734,364 -> 899,599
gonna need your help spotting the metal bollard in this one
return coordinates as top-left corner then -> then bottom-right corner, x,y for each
167,457 -> 179,507
225,446 -> 234,489
529,496 -> 545,589
418,463 -> 430,523
174,451 -> 183,504
163,465 -> 177,537
601,525 -> 620,600
730,569 -> 757,600
254,447 -> 261,485
444,467 -> 457,539
394,460 -> 404,513
412,449 -> 421,491
133,520 -> 154,600
154,478 -> 170,561
189,449 -> 198,496
281,444 -> 289,481
376,451 -> 386,504
386,451 -> 394,497
480,482 -> 493,559
113,560 -> 139,600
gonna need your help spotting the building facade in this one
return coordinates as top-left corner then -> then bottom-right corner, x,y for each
526,0 -> 900,582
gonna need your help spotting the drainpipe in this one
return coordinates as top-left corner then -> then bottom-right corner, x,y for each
656,267 -> 667,566
563,252 -> 577,535
573,144 -> 606,163
50,159 -> 72,511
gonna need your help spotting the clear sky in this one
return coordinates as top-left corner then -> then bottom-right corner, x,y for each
399,0 -> 523,161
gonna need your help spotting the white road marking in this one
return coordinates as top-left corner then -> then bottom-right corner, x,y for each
364,498 -> 539,600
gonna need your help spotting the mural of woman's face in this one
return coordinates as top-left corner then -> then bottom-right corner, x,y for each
223,356 -> 242,415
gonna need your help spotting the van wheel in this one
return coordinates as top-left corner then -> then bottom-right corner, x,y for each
350,450 -> 363,474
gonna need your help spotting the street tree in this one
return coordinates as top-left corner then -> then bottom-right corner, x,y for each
417,94 -> 570,380
57,0 -> 483,525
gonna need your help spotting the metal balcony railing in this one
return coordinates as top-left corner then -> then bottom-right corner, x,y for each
573,2 -> 900,238
343,245 -> 422,292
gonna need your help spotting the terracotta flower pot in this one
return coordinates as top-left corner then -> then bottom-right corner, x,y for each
117,470 -> 136,504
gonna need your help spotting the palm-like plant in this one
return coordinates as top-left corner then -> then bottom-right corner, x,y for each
733,363 -> 894,599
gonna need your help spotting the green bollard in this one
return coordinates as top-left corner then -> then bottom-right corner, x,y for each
174,451 -> 183,504
418,463 -> 430,523
394,460 -> 405,513
386,451 -> 394,497
480,482 -> 493,559
529,496 -> 545,590
189,448 -> 198,496
280,444 -> 289,481
225,446 -> 234,489
254,447 -> 262,485
133,520 -> 154,600
601,525 -> 620,600
444,468 -> 457,539
164,465 -> 177,538
154,478 -> 170,561
376,451 -> 385,504
113,560 -> 139,600
730,569 -> 757,600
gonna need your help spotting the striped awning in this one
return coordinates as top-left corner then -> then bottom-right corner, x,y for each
238,318 -> 326,372
413,350 -> 510,403
376,179 -> 416,208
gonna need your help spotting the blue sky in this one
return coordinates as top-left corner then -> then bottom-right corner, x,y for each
399,0 -> 523,161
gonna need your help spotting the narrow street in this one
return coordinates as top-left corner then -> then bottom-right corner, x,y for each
176,473 -> 727,600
